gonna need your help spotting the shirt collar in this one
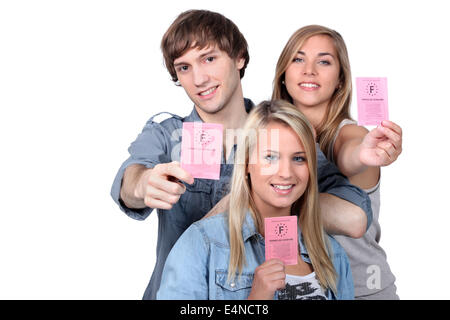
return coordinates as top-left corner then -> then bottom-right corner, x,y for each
185,106 -> 203,122
297,228 -> 311,262
242,210 -> 259,242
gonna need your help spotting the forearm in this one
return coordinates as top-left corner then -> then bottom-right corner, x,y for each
336,141 -> 369,178
120,164 -> 149,209
320,193 -> 367,238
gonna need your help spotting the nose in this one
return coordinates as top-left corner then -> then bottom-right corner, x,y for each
303,61 -> 317,76
192,65 -> 209,87
277,158 -> 292,179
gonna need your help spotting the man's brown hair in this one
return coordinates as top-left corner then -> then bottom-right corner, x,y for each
161,10 -> 250,83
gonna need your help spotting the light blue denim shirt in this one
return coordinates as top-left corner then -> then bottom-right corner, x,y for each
157,211 -> 354,300
111,99 -> 371,299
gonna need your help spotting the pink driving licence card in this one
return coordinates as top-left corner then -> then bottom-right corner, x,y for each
265,216 -> 298,265
356,77 -> 389,126
180,122 -> 223,180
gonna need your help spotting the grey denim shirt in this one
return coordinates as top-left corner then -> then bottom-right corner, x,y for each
110,99 -> 372,299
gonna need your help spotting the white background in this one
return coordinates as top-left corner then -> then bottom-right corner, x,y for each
1,0 -> 449,299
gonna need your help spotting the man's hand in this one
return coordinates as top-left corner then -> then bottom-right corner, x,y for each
121,161 -> 194,210
247,259 -> 286,300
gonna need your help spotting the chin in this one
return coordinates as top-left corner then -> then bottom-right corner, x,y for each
198,101 -> 225,115
272,200 -> 296,211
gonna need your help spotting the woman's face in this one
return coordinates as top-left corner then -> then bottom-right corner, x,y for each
284,35 -> 341,111
247,122 -> 309,217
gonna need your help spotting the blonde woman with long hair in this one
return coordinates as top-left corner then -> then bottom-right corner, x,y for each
157,100 -> 353,300
273,25 -> 402,299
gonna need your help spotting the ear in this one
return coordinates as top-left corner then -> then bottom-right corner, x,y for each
236,57 -> 245,70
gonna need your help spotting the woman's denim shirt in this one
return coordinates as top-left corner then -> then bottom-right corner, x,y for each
157,211 -> 354,300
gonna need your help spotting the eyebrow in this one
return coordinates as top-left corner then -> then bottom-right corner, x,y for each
173,61 -> 185,68
297,50 -> 335,58
199,48 -> 219,59
173,48 -> 219,68
265,150 -> 306,155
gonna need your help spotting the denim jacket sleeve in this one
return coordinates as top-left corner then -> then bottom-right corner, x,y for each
110,118 -> 172,221
338,259 -> 355,300
328,236 -> 355,300
316,144 -> 373,230
157,223 -> 210,299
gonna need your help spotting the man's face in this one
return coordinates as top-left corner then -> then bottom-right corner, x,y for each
173,46 -> 245,117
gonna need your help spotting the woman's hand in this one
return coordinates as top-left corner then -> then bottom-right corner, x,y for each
247,259 -> 286,300
359,120 -> 403,167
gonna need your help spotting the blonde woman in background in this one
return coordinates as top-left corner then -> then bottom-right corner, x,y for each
157,100 -> 354,300
273,25 -> 402,299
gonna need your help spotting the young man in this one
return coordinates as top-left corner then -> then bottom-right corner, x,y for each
111,10 -> 372,300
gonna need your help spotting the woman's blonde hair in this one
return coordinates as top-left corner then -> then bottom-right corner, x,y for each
228,99 -> 337,293
272,25 -> 353,158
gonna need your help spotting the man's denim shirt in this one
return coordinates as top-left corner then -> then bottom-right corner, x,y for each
110,99 -> 372,299
157,211 -> 354,300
